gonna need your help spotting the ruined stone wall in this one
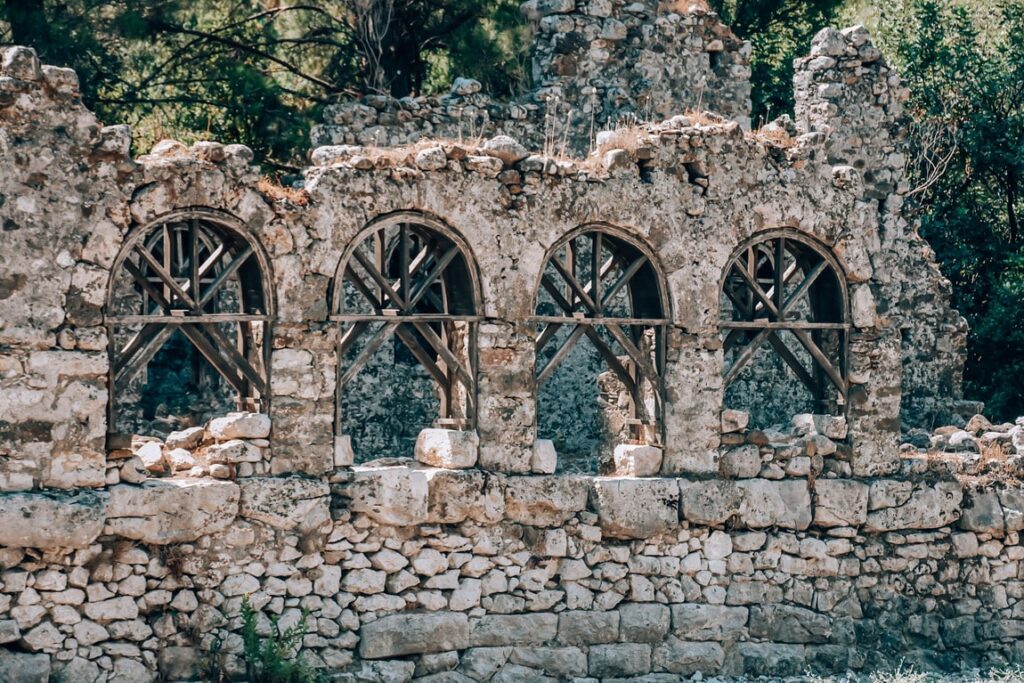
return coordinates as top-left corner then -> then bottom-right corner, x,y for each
313,1 -> 750,156
0,13 -> 989,681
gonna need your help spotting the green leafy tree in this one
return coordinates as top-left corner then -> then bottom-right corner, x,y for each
872,0 -> 1024,419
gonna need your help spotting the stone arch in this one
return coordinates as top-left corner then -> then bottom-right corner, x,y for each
104,208 -> 274,444
330,211 -> 482,461
532,223 -> 671,473
719,228 -> 850,427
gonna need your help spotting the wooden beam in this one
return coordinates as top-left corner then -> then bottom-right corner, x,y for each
339,321 -> 400,387
394,324 -> 449,388
724,328 -> 773,387
198,245 -> 253,308
550,257 -> 599,314
406,245 -> 459,312
353,248 -> 406,310
601,256 -> 646,309
791,329 -> 847,395
538,325 -> 586,385
135,243 -> 197,310
113,325 -> 174,386
780,260 -> 828,318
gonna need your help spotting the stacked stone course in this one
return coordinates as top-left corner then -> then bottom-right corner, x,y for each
0,1 -> 1009,680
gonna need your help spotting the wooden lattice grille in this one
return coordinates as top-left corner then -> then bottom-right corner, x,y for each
533,227 -> 668,442
105,212 -> 272,440
721,230 -> 849,409
331,215 -> 480,430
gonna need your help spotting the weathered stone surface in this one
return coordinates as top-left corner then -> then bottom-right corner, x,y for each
749,605 -> 831,643
0,491 -> 105,548
619,603 -> 670,642
679,480 -> 744,526
238,476 -> 330,531
415,428 -> 480,468
345,466 -> 428,526
588,643 -> 651,678
558,610 -> 619,645
504,476 -> 588,526
612,444 -> 663,476
509,646 -> 587,678
470,614 -> 558,646
424,469 -> 504,524
531,439 -> 557,474
592,477 -> 679,538
864,480 -> 963,532
104,480 -> 239,544
736,480 -> 812,530
360,613 -> 470,658
732,643 -> 807,677
813,479 -> 869,527
0,649 -> 50,683
670,605 -> 748,641
653,637 -> 725,675
959,489 -> 1005,536
720,445 -> 761,478
207,412 -> 271,440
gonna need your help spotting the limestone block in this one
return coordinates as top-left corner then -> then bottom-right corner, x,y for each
670,604 -> 748,641
359,613 -> 470,658
451,77 -> 482,95
720,445 -> 761,478
166,427 -> 204,450
653,637 -> 725,675
749,605 -> 831,643
588,643 -> 651,678
344,466 -> 429,526
424,469 -> 504,524
334,435 -> 354,468
679,480 -> 744,526
504,476 -> 589,526
205,440 -> 261,464
509,647 -> 587,678
959,489 -> 1005,536
864,480 -> 962,532
0,649 -> 49,683
207,412 -> 271,440
592,477 -> 679,539
813,479 -> 869,527
481,135 -> 528,164
415,428 -> 479,469
531,439 -> 557,474
558,610 -> 619,645
0,490 -> 105,548
470,614 -> 558,647
135,442 -> 165,473
721,409 -> 749,433
166,448 -> 195,472
238,476 -> 330,532
618,603 -> 670,642
45,451 -> 106,488
1000,488 -> 1024,532
612,444 -> 663,476
731,643 -> 807,677
736,479 -> 812,530
104,480 -> 239,544
415,146 -> 447,171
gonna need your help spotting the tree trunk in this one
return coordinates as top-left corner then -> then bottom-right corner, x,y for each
5,0 -> 49,52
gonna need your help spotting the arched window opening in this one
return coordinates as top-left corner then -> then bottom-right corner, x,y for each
720,230 -> 849,429
105,212 -> 272,442
331,214 -> 480,461
533,226 -> 668,474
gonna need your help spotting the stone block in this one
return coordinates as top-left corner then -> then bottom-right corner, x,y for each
653,637 -> 724,675
0,490 -> 105,548
359,613 -> 470,659
470,613 -> 557,647
749,605 -> 831,643
720,445 -> 760,478
510,647 -> 587,677
424,469 -> 504,524
157,646 -> 202,681
670,604 -> 747,641
238,476 -> 330,532
415,429 -> 479,469
504,476 -> 588,526
731,643 -> 807,677
1000,488 -> 1024,532
721,409 -> 749,433
588,643 -> 651,678
334,435 -> 355,467
104,480 -> 239,544
813,479 -> 869,527
0,650 -> 49,683
344,466 -> 428,526
207,412 -> 271,440
613,444 -> 663,476
864,480 -> 962,532
736,479 -> 812,530
592,477 -> 679,539
679,480 -> 743,526
618,603 -> 670,642
531,440 -> 557,474
959,489 -> 1005,536
558,610 -> 619,645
